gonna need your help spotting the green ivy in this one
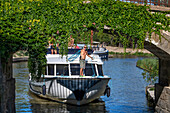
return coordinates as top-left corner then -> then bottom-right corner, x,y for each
0,0 -> 169,80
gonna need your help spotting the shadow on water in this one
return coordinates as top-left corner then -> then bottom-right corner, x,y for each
28,91 -> 107,113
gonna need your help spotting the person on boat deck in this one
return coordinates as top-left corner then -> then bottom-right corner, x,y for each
49,34 -> 58,54
68,35 -> 74,48
74,44 -> 80,49
80,45 -> 93,77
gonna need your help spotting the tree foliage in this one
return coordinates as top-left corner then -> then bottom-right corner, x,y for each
0,0 -> 169,79
137,58 -> 159,85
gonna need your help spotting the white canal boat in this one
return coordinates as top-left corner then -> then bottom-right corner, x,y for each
29,53 -> 111,106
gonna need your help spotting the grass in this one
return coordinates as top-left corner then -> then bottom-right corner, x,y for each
136,58 -> 158,85
109,51 -> 154,57
136,58 -> 158,71
149,87 -> 155,91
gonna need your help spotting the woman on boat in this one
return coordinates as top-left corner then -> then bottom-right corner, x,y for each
80,45 -> 93,77
49,34 -> 58,54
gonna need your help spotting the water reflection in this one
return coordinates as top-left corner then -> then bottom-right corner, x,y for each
13,58 -> 154,113
102,58 -> 154,113
29,91 -> 107,113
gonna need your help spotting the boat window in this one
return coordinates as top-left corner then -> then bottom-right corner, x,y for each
56,64 -> 69,76
70,64 -> 80,75
93,46 -> 99,51
48,64 -> 54,75
70,64 -> 97,76
97,65 -> 103,76
85,64 -> 97,76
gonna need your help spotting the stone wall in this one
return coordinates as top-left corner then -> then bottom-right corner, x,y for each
154,59 -> 170,113
159,59 -> 170,87
0,78 -> 16,113
144,27 -> 170,112
155,86 -> 170,113
0,55 -> 16,113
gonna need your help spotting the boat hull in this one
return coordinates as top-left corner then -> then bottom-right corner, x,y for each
29,77 -> 110,105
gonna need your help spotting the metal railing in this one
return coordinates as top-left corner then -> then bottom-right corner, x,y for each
119,0 -> 170,7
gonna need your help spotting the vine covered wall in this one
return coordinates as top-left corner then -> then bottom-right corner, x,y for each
0,0 -> 169,79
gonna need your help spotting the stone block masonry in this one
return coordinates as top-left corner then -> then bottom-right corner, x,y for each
155,86 -> 170,113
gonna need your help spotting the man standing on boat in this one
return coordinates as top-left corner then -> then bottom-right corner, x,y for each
80,45 -> 93,77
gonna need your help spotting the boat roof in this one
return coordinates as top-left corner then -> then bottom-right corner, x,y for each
46,54 -> 103,65
76,44 -> 91,49
76,43 -> 99,47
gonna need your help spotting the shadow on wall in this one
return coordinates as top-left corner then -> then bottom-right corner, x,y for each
0,78 -> 16,113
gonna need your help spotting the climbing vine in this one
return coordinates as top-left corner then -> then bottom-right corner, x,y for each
0,0 -> 169,80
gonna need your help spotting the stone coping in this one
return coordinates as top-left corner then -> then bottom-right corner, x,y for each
13,56 -> 28,62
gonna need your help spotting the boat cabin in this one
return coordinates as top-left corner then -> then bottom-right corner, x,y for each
44,54 -> 104,77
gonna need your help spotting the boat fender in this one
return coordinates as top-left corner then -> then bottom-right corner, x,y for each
29,73 -> 32,81
106,86 -> 110,97
104,85 -> 110,97
42,85 -> 46,95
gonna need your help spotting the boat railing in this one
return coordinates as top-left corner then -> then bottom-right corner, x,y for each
47,48 -> 93,55
46,54 -> 102,64
67,54 -> 102,63
92,46 -> 106,51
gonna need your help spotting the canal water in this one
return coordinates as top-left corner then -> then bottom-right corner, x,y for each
13,57 -> 154,113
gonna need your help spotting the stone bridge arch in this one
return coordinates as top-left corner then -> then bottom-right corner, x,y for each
144,30 -> 170,112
